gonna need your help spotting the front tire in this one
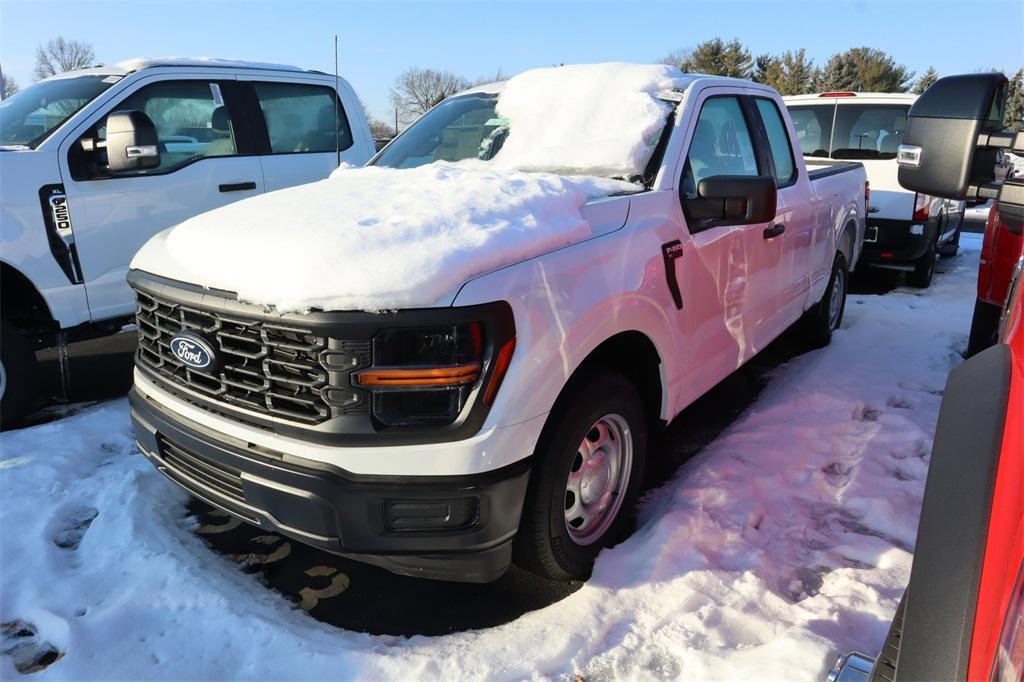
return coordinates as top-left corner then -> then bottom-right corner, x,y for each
1,320 -> 39,429
800,251 -> 848,348
514,370 -> 648,581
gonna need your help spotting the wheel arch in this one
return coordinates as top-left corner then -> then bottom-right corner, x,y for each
551,330 -> 666,433
1,261 -> 56,332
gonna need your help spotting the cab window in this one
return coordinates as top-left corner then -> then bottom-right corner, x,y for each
754,98 -> 797,186
83,80 -> 243,176
682,96 -> 760,199
252,82 -> 353,154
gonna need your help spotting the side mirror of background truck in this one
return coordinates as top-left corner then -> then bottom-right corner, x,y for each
105,110 -> 161,173
898,72 -> 1024,230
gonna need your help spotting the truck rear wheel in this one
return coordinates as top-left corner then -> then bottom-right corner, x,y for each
800,251 -> 848,348
514,370 -> 647,581
1,320 -> 39,429
908,246 -> 936,288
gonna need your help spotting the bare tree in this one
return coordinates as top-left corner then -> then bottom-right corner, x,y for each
0,64 -> 19,100
389,68 -> 468,126
34,37 -> 95,80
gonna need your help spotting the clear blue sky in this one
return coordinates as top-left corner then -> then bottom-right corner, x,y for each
2,0 -> 1022,121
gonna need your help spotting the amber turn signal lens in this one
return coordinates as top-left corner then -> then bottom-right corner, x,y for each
483,339 -> 516,406
355,363 -> 481,388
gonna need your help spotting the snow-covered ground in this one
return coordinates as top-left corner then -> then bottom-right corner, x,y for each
1,235 -> 980,680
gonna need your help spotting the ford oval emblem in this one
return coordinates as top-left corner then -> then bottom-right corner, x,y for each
169,333 -> 218,372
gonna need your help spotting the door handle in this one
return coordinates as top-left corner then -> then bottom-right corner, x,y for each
219,182 -> 257,193
763,224 -> 785,240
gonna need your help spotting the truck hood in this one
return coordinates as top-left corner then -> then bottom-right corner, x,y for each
130,163 -> 637,312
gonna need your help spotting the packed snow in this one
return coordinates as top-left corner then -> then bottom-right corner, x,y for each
491,63 -> 682,177
130,163 -> 637,313
1,236 -> 981,679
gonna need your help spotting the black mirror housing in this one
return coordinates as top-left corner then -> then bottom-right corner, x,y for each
897,73 -> 1007,199
689,175 -> 777,225
106,110 -> 160,173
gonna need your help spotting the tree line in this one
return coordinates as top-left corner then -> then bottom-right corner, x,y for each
2,35 -> 1021,135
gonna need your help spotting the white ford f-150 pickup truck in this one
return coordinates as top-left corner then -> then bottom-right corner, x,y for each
126,63 -> 867,583
0,58 -> 375,425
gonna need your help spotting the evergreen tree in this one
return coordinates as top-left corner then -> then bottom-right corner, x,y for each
816,48 -> 914,92
913,66 -> 939,94
660,38 -> 752,79
1005,68 -> 1024,131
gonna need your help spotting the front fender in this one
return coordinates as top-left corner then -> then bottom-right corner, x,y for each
453,223 -> 681,443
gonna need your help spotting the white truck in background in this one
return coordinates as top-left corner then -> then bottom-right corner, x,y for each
0,58 -> 376,425
785,92 -> 965,287
126,64 -> 868,583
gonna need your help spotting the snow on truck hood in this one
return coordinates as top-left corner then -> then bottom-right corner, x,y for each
131,63 -> 685,312
131,164 -> 637,312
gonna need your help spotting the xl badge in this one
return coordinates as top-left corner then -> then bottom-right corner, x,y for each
169,333 -> 219,372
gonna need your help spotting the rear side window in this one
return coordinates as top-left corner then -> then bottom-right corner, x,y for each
787,102 -> 910,160
112,80 -> 241,172
831,104 -> 910,160
755,98 -> 797,186
788,104 -> 834,158
252,82 -> 353,154
682,96 -> 760,198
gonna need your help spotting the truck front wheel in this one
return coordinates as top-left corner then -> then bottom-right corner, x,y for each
1,320 -> 39,429
514,370 -> 648,581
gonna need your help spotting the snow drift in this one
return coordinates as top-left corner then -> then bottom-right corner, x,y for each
130,164 -> 636,312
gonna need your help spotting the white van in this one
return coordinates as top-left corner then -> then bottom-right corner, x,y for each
785,92 -> 964,287
0,58 -> 376,425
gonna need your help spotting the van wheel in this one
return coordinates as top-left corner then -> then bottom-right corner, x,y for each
908,246 -> 936,288
514,370 -> 647,581
938,224 -> 962,258
800,251 -> 848,348
1,320 -> 39,429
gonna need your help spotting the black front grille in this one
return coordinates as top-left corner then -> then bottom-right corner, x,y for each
136,290 -> 359,424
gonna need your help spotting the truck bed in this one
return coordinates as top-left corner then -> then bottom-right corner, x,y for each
805,160 -> 865,180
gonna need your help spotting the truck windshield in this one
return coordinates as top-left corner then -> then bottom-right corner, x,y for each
0,75 -> 115,149
372,93 -> 504,169
788,103 -> 911,160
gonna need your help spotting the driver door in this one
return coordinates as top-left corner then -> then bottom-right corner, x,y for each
58,75 -> 265,321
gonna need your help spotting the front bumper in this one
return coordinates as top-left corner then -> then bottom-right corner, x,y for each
131,387 -> 531,583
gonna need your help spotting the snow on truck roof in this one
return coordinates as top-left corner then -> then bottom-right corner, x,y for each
42,57 -> 309,80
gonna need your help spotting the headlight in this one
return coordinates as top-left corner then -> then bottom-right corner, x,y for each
355,323 -> 498,427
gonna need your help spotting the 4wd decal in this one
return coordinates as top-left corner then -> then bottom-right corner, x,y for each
38,184 -> 83,284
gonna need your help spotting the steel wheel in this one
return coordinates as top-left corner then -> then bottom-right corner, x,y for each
828,266 -> 847,330
564,412 -> 633,546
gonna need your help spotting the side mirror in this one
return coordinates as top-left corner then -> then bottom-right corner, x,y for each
897,72 -> 1024,229
105,110 -> 160,173
687,175 -> 777,224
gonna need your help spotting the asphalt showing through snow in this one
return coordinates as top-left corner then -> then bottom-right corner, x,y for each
19,224 -> 977,637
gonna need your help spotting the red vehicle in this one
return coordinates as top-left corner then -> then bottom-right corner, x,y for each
829,72 -> 1024,681
967,201 -> 1024,356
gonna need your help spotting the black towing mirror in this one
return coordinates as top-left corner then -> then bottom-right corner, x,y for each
687,175 -> 777,225
105,110 -> 160,173
898,72 -> 1024,229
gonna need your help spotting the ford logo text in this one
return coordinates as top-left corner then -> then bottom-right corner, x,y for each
169,334 -> 217,372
